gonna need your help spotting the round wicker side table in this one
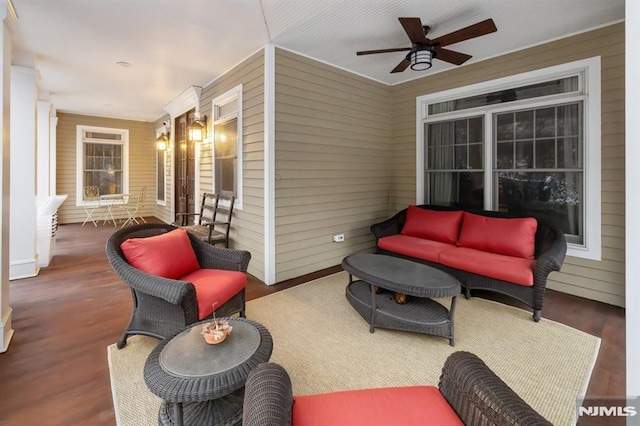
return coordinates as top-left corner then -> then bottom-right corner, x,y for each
144,317 -> 273,426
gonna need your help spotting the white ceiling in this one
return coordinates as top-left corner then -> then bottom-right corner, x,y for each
9,0 -> 625,122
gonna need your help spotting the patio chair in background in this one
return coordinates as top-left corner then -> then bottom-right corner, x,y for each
176,193 -> 236,247
81,185 -> 102,227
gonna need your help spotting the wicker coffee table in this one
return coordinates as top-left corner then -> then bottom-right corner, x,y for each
343,253 -> 461,346
144,317 -> 273,426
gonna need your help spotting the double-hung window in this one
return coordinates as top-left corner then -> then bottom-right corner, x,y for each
212,85 -> 243,208
76,126 -> 129,204
418,57 -> 601,259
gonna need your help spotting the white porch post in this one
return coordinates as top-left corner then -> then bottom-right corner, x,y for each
9,65 -> 38,279
0,0 -> 16,352
36,100 -> 52,207
626,0 -> 640,401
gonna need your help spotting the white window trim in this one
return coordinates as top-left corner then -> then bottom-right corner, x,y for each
212,84 -> 243,210
155,126 -> 167,207
75,125 -> 129,206
416,56 -> 601,260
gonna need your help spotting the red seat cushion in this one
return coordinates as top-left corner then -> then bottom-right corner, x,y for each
401,206 -> 463,244
120,228 -> 200,279
378,235 -> 454,263
179,269 -> 247,319
439,247 -> 536,286
457,212 -> 538,259
292,385 -> 463,426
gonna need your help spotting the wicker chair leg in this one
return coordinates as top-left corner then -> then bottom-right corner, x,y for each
116,333 -> 129,349
464,287 -> 471,299
533,309 -> 541,322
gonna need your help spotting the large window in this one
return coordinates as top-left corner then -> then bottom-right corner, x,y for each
418,58 -> 601,259
76,126 -> 129,204
212,85 -> 243,208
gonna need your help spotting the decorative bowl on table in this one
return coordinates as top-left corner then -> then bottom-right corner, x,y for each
201,319 -> 232,345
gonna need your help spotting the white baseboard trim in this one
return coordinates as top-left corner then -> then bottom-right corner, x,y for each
1,307 -> 14,353
9,258 -> 39,280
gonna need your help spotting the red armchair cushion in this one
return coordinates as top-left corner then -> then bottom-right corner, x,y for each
440,247 -> 536,286
292,385 -> 463,426
457,212 -> 538,259
378,235 -> 454,263
180,269 -> 247,319
120,228 -> 200,279
401,206 -> 463,244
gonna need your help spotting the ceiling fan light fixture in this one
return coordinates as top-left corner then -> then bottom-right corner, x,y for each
409,49 -> 433,71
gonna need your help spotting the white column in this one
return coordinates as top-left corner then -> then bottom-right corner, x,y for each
9,65 -> 38,279
36,100 -> 52,207
49,113 -> 58,195
626,0 -> 640,400
0,0 -> 15,352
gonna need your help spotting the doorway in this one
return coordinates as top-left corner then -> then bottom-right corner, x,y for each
174,109 -> 197,224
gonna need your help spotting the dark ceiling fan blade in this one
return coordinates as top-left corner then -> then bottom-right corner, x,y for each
434,47 -> 472,65
431,18 -> 497,47
356,47 -> 412,56
391,58 -> 411,73
399,17 -> 427,44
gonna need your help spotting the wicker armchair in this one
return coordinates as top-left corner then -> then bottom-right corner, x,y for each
106,223 -> 250,349
242,351 -> 551,426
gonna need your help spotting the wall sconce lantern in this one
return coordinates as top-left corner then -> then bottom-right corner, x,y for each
156,133 -> 169,151
188,114 -> 207,142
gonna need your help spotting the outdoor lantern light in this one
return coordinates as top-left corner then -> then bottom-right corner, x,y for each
409,49 -> 434,71
156,133 -> 169,151
188,114 -> 207,142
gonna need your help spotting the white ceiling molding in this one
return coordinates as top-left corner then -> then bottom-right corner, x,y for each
163,86 -> 202,119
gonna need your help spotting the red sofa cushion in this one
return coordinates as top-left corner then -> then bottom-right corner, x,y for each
292,385 -> 463,426
439,247 -> 536,286
378,235 -> 454,263
180,269 -> 247,319
401,206 -> 463,244
120,228 -> 200,279
457,212 -> 537,259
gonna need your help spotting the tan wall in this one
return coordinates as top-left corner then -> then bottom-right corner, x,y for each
273,48 -> 392,282
56,113 -> 156,225
198,50 -> 266,280
389,23 -> 625,306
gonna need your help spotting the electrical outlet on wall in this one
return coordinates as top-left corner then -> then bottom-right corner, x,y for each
333,234 -> 345,242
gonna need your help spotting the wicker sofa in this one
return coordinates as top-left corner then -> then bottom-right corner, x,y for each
242,351 -> 551,425
371,205 -> 567,322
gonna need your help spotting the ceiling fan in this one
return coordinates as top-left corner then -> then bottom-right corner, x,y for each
357,17 -> 497,73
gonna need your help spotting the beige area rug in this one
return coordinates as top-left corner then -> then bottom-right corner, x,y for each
108,271 -> 600,426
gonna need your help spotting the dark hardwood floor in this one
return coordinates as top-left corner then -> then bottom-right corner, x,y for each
0,221 -> 625,425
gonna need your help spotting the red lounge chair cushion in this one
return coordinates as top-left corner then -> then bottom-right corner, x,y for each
440,247 -> 536,286
292,385 -> 463,426
401,206 -> 463,245
120,228 -> 200,279
378,235 -> 454,263
180,269 -> 247,319
457,212 -> 537,259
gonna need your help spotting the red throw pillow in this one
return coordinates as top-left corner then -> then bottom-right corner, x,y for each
457,212 -> 538,259
120,228 -> 200,279
401,206 -> 463,244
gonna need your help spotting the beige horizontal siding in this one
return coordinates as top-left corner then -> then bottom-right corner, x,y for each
273,48 -> 392,282
389,22 -> 625,306
198,50 -> 266,280
56,113 -> 156,225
